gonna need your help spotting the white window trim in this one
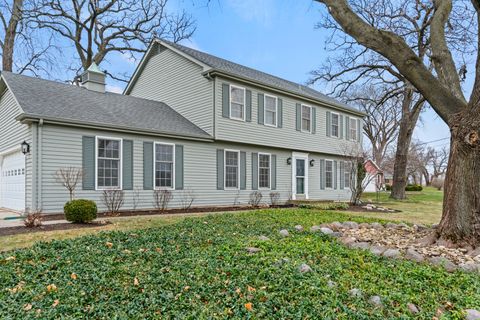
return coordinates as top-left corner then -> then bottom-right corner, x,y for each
258,152 -> 271,190
291,152 -> 309,200
325,159 -> 334,190
330,112 -> 340,138
153,141 -> 176,190
301,104 -> 312,133
229,84 -> 246,122
95,136 -> 123,191
349,117 -> 358,141
264,94 -> 278,128
224,149 -> 240,190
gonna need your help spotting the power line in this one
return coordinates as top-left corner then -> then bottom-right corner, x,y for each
415,137 -> 450,146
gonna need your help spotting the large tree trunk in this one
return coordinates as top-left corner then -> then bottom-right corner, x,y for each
2,0 -> 23,72
436,111 -> 480,246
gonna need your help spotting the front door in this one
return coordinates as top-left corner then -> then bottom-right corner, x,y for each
292,152 -> 309,200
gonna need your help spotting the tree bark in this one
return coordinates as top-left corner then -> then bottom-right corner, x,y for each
437,110 -> 480,246
2,0 -> 24,72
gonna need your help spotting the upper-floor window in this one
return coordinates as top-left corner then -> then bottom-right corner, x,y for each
225,150 -> 240,189
325,160 -> 333,189
264,95 -> 277,127
258,153 -> 271,189
155,143 -> 175,189
301,105 -> 312,132
331,113 -> 339,138
230,85 -> 245,121
349,118 -> 358,141
97,137 -> 122,189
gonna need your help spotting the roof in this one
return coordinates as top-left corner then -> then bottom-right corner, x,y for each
1,72 -> 212,140
148,39 -> 363,116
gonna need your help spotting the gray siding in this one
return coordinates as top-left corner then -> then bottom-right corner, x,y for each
38,124 -> 351,213
128,47 -> 214,135
214,77 -> 361,155
0,90 -> 29,153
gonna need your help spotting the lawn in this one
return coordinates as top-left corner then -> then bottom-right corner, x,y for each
1,208 -> 479,319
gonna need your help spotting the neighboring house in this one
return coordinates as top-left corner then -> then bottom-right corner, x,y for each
363,160 -> 384,192
0,39 -> 364,214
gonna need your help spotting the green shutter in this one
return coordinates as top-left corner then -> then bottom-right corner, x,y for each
312,107 -> 317,134
240,151 -> 246,190
143,142 -> 153,190
217,149 -> 224,190
357,118 -> 362,143
222,83 -> 230,118
326,111 -> 331,137
246,90 -> 252,122
258,93 -> 264,124
271,155 -> 277,190
345,116 -> 350,140
82,136 -> 95,190
340,161 -> 345,189
340,115 -> 344,139
175,145 -> 184,190
122,140 -> 133,190
334,160 -> 338,190
319,159 -> 325,190
296,103 -> 301,131
277,98 -> 283,128
252,153 -> 258,190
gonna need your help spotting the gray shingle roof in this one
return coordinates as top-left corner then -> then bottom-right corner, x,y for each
2,71 -> 212,140
162,39 -> 362,115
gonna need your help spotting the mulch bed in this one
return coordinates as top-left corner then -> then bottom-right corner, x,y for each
0,221 -> 110,237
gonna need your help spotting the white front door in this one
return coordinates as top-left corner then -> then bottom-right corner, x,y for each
0,151 -> 26,211
292,152 -> 309,200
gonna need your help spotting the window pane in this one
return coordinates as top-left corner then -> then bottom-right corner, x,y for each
259,154 -> 270,188
296,177 -> 305,194
231,87 -> 245,104
325,161 -> 333,188
296,159 -> 305,177
97,139 -> 121,188
302,106 -> 311,131
225,151 -> 239,188
265,96 -> 276,111
155,143 -> 175,188
231,103 -> 244,119
331,114 -> 339,137
265,110 -> 276,126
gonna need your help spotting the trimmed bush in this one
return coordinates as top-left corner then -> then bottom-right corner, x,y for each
64,199 -> 97,223
405,184 -> 423,191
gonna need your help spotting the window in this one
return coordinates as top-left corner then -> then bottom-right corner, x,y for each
344,162 -> 351,189
331,113 -> 339,137
97,137 -> 121,189
155,143 -> 175,189
230,85 -> 245,120
225,150 -> 239,189
325,160 -> 333,189
350,118 -> 357,141
264,95 -> 277,127
301,105 -> 312,132
258,153 -> 271,189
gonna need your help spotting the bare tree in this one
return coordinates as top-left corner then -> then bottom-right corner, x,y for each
179,189 -> 195,210
248,191 -> 263,207
153,189 -> 173,212
101,190 -> 124,216
342,144 -> 375,205
314,0 -> 479,245
29,0 -> 195,81
430,146 -> 449,181
54,167 -> 83,200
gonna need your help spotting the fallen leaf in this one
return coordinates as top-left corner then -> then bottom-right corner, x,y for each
8,281 -> 25,294
5,256 -> 16,261
134,277 -> 139,286
235,288 -> 241,294
247,286 -> 256,292
47,284 -> 57,293
71,273 -> 77,280
52,300 -> 59,307
155,248 -> 163,253
105,242 -> 113,248
184,286 -> 190,291
23,304 -> 32,311
245,302 -> 253,311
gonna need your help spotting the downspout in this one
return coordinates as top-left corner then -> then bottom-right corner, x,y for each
38,119 -> 43,211
31,123 -> 37,210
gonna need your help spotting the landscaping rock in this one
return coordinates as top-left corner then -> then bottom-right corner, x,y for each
466,309 -> 480,320
350,242 -> 370,250
370,245 -> 387,256
330,221 -> 344,231
383,249 -> 401,259
370,222 -> 384,229
310,225 -> 321,232
298,263 -> 313,273
340,237 -> 357,245
359,223 -> 370,229
398,223 -> 409,229
385,222 -> 398,229
468,247 -> 480,258
294,225 -> 304,232
327,280 -> 336,288
407,303 -> 420,314
459,262 -> 480,273
413,224 -> 428,232
405,248 -> 425,263
343,221 -> 359,229
368,295 -> 383,307
330,232 -> 343,238
429,257 -> 457,272
349,288 -> 362,297
279,229 -> 290,237
320,227 -> 334,235
258,235 -> 270,241
246,247 -> 261,254
431,223 -> 439,229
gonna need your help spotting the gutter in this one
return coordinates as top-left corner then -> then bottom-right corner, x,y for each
203,69 -> 366,117
16,114 -> 215,143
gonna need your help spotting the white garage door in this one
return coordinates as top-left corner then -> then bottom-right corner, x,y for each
0,151 -> 25,211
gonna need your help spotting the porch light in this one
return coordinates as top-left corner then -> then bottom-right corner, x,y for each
286,157 -> 292,165
309,159 -> 315,167
21,141 -> 30,155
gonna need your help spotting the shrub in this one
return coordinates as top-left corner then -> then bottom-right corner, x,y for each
24,210 -> 43,228
101,190 -> 124,216
153,189 -> 173,212
179,189 -> 195,210
385,185 -> 392,191
248,191 -> 263,207
269,192 -> 281,206
64,199 -> 97,223
405,184 -> 423,191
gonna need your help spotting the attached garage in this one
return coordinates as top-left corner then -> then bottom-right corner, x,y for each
0,151 -> 25,211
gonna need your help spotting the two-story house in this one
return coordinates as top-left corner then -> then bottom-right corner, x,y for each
0,39 -> 364,214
